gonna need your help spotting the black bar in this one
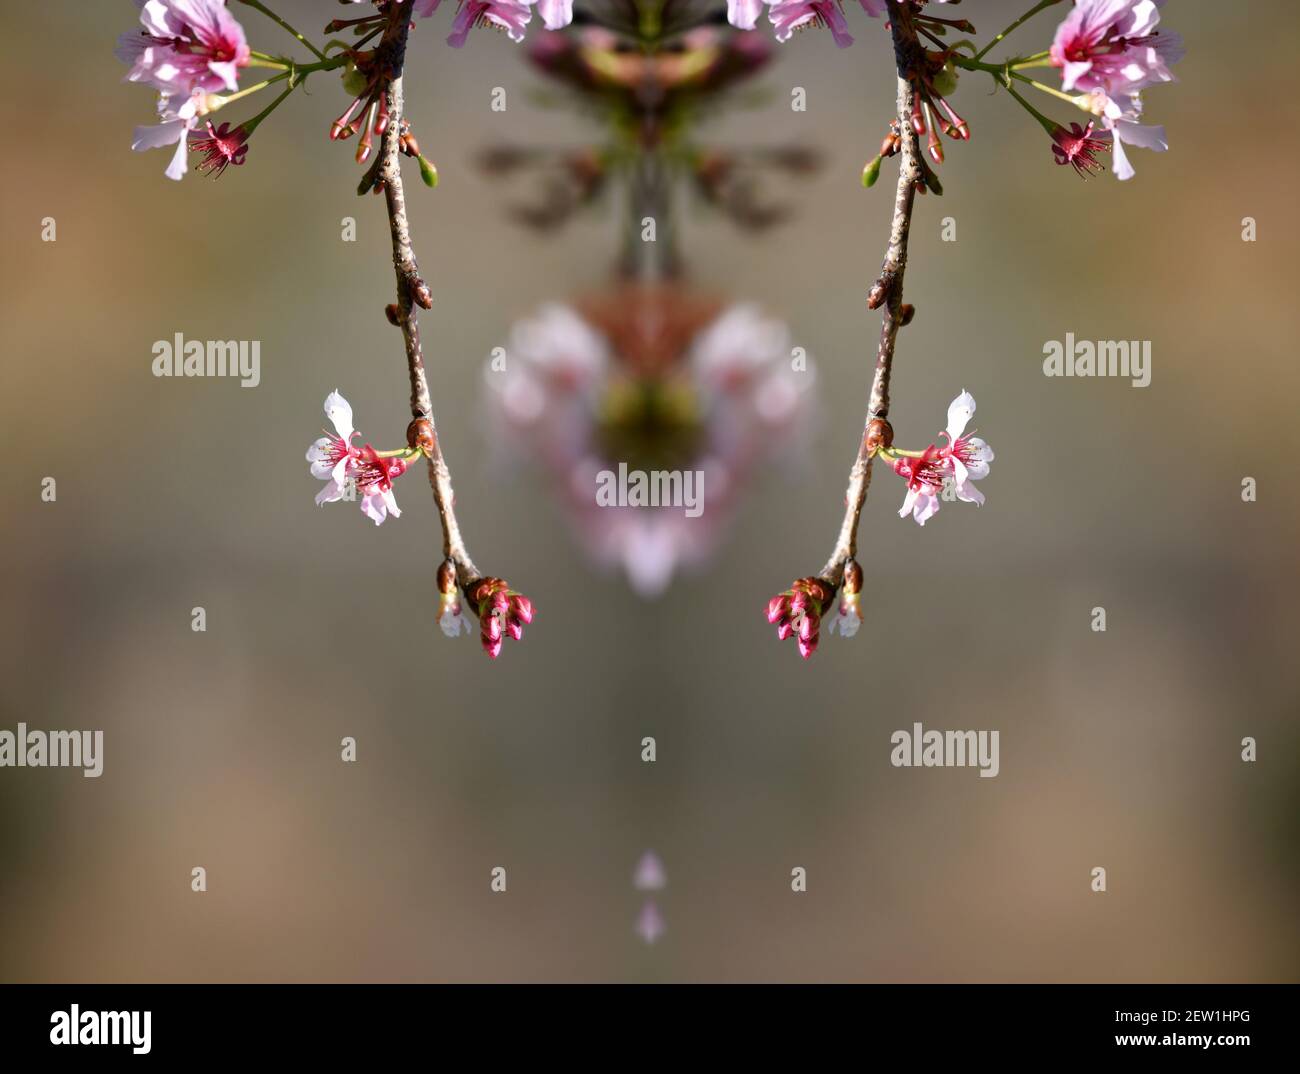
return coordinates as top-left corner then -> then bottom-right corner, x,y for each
0,984 -> 1289,1060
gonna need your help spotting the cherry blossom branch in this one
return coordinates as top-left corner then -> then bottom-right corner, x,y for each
373,3 -> 481,588
817,0 -> 924,587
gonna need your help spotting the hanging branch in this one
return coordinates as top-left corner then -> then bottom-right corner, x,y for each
819,0 -> 924,586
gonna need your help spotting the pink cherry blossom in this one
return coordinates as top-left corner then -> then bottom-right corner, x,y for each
1087,90 -> 1167,180
447,0 -> 534,48
890,390 -> 994,526
131,88 -> 205,180
1050,120 -> 1110,178
766,0 -> 855,48
189,120 -> 249,177
1050,0 -> 1183,96
306,390 -> 409,526
116,0 -> 250,95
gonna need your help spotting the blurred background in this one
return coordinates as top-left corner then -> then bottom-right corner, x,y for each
0,0 -> 1296,982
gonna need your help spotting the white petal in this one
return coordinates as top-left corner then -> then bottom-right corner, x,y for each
163,134 -> 189,181
315,480 -> 345,506
360,491 -> 386,525
324,390 -> 354,439
131,118 -> 185,151
912,490 -> 940,526
381,488 -> 401,519
898,487 -> 918,520
965,436 -> 995,464
1111,135 -> 1135,180
1115,119 -> 1167,151
945,390 -> 976,439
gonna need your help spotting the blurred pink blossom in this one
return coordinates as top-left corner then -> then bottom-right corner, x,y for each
636,899 -> 665,944
634,851 -> 667,891
486,290 -> 813,596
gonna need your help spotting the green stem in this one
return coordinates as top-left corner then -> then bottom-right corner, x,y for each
214,71 -> 289,108
237,0 -> 328,61
241,83 -> 296,136
1013,73 -> 1081,107
950,55 -> 1082,110
972,0 -> 1065,62
1003,82 -> 1059,137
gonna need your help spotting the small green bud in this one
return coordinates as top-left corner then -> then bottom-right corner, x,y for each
342,61 -> 368,98
861,155 -> 882,188
931,60 -> 959,98
418,155 -> 439,188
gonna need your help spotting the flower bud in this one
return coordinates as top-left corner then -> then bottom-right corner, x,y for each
407,417 -> 436,454
385,303 -> 401,326
342,62 -> 368,99
931,60 -> 959,99
842,558 -> 863,596
861,155 -> 882,188
418,155 -> 439,188
436,558 -> 457,596
864,417 -> 893,454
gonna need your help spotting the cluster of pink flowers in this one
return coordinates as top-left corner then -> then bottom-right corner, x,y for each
887,390 -> 994,527
1048,0 -> 1183,180
119,0 -> 582,180
345,0 -> 574,48
727,0 -> 954,49
117,0 -> 251,179
306,391 -> 410,526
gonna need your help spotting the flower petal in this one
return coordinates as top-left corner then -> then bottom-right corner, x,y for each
324,390 -> 354,439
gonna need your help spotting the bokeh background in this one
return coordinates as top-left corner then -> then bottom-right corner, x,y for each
1,0 -> 1297,982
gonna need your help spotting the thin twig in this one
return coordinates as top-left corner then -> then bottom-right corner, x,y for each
818,0 -> 924,585
376,3 -> 480,587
